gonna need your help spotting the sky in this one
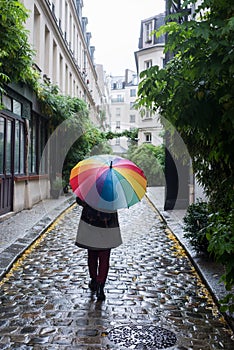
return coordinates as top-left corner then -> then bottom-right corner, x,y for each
82,0 -> 166,76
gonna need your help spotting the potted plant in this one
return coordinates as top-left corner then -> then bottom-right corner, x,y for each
50,177 -> 63,199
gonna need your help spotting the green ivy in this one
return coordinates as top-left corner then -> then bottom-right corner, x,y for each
136,0 -> 234,214
37,83 -> 89,128
183,200 -> 210,254
206,210 -> 234,291
0,0 -> 36,92
206,209 -> 234,313
136,0 -> 234,313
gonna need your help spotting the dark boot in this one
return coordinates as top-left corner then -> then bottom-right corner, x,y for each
88,278 -> 97,292
96,283 -> 105,301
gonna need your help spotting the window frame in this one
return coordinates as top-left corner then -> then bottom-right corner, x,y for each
145,133 -> 152,143
130,89 -> 136,97
144,60 -> 152,70
145,21 -> 153,43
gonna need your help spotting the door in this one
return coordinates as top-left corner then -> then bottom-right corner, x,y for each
0,115 -> 14,215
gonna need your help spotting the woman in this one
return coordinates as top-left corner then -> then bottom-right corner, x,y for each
75,196 -> 122,301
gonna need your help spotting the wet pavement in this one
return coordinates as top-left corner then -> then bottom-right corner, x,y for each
0,198 -> 233,349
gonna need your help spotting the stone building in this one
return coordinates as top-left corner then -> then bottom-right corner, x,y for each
0,0 -> 105,217
108,14 -> 166,155
109,70 -> 140,155
134,13 -> 165,147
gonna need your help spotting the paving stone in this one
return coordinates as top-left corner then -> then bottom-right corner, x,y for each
0,199 -> 233,349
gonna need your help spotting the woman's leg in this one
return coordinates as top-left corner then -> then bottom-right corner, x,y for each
96,249 -> 111,284
96,249 -> 111,300
88,249 -> 98,280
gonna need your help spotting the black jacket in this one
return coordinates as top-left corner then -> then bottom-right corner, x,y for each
76,197 -> 119,228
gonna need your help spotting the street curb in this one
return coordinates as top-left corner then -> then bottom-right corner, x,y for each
0,196 -> 76,281
145,194 -> 234,332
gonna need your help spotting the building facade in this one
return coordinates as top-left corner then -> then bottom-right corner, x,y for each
95,64 -> 112,131
22,0 -> 103,122
108,14 -> 166,155
109,70 -> 140,155
134,13 -> 165,147
0,0 -> 105,217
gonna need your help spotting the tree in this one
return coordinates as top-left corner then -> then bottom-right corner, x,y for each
136,0 -> 234,310
127,143 -> 165,186
0,0 -> 35,94
137,0 -> 233,212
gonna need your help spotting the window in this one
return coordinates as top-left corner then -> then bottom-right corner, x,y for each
28,116 -> 37,174
0,117 -> 13,175
2,95 -> 22,117
130,115 -> 135,123
130,89 -> 136,97
51,1 -> 57,20
116,108 -> 120,116
69,14 -> 72,45
28,114 -> 48,175
69,72 -> 72,95
59,54 -> 63,88
34,6 -> 40,62
13,100 -> 22,116
65,64 -> 68,94
0,117 -> 4,174
144,60 -> 152,70
145,133 -> 152,143
143,109 -> 152,119
117,81 -> 124,89
14,120 -> 25,174
116,121 -> 120,129
111,95 -> 124,103
117,94 -> 123,102
2,95 -> 11,111
130,102 -> 135,109
53,41 -> 57,83
38,118 -> 47,174
65,2 -> 68,38
6,119 -> 12,174
59,0 -> 62,25
145,21 -> 153,43
44,26 -> 50,76
115,138 -> 120,145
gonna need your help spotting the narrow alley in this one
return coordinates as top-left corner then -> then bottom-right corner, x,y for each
0,198 -> 233,349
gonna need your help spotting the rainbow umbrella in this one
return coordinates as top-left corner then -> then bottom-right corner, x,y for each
69,154 -> 147,212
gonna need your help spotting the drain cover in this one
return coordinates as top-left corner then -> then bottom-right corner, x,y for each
108,324 -> 177,349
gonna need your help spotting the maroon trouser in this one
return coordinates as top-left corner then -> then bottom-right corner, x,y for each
88,249 -> 111,284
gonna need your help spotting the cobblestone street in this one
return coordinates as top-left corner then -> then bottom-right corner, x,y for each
0,198 -> 233,349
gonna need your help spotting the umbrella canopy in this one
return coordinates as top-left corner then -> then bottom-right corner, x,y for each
69,154 -> 147,211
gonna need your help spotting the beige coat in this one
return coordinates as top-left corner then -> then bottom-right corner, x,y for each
75,197 -> 122,250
